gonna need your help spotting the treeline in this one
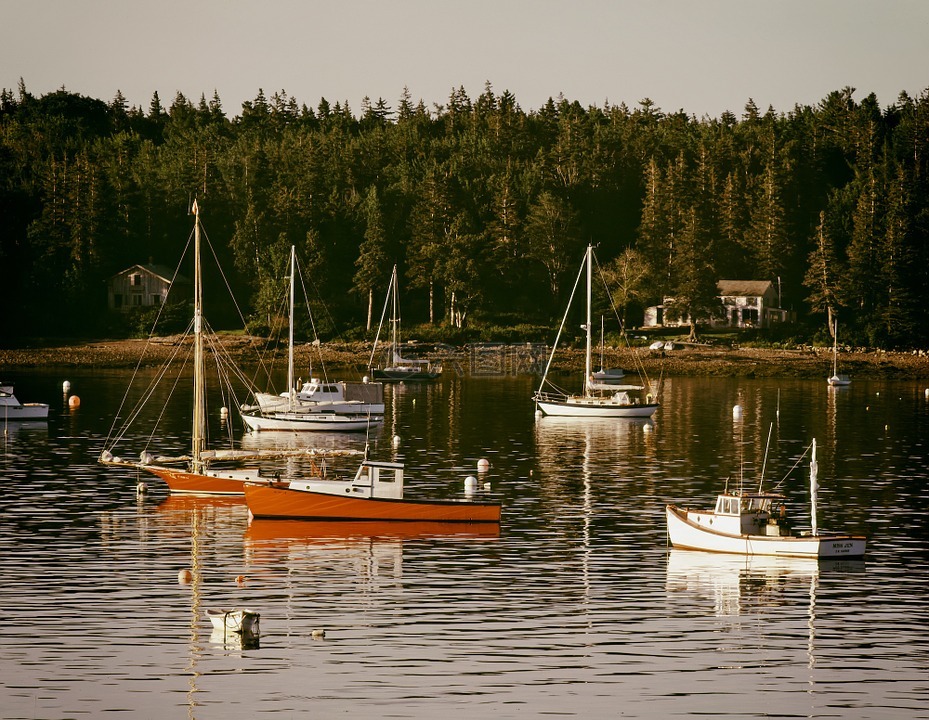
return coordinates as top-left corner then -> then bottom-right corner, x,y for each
2,79 -> 928,347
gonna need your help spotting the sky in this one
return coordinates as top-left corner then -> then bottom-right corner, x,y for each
3,0 -> 928,119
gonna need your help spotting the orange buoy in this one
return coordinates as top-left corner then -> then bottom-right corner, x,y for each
178,569 -> 193,584
68,395 -> 81,408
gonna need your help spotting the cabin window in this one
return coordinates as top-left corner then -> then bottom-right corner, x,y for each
130,273 -> 142,286
151,295 -> 161,306
132,295 -> 143,306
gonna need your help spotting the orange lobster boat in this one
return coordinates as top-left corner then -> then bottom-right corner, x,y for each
244,458 -> 501,523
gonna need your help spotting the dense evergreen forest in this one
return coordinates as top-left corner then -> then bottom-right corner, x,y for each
2,79 -> 928,348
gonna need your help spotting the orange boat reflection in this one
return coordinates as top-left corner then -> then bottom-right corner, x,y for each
244,518 -> 500,544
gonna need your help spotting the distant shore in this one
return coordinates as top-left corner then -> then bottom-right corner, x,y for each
2,337 -> 928,380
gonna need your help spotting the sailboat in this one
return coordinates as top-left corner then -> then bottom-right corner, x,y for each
827,319 -> 851,386
99,203 -> 357,494
591,316 -> 625,385
368,265 -> 442,382
240,246 -> 384,432
533,245 -> 659,418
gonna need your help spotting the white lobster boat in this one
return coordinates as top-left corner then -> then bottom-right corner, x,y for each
1,382 -> 49,420
666,439 -> 866,559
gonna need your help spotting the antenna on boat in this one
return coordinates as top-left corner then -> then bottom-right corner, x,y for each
758,422 -> 774,493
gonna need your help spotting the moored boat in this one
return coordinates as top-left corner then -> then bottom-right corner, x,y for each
244,456 -> 501,523
368,265 -> 442,382
827,319 -> 852,386
0,382 -> 49,420
206,608 -> 260,635
533,245 -> 658,418
665,438 -> 866,558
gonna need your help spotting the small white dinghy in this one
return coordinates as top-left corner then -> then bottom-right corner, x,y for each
206,608 -> 260,636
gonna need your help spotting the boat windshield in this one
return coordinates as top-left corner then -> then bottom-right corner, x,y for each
742,497 -> 772,513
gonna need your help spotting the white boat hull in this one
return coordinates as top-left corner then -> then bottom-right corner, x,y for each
241,410 -> 382,432
535,397 -> 659,418
1,403 -> 50,420
666,505 -> 866,558
827,375 -> 851,386
207,608 -> 260,635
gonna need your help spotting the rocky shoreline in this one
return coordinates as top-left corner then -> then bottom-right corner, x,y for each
2,336 -> 928,380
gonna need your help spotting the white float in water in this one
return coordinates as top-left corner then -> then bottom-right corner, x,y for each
464,476 -> 478,494
62,380 -> 71,392
392,435 -> 401,447
732,404 -> 743,420
477,458 -> 490,472
136,481 -> 148,495
220,406 -> 228,417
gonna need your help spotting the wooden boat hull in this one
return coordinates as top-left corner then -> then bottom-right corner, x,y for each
245,518 -> 501,542
244,482 -> 501,523
144,465 -> 264,495
536,397 -> 659,418
666,505 -> 866,558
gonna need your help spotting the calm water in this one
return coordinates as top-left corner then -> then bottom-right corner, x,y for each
1,370 -> 928,719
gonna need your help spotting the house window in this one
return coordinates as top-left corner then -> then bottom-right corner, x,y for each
151,295 -> 162,306
741,308 -> 758,326
133,295 -> 143,306
130,274 -> 142,286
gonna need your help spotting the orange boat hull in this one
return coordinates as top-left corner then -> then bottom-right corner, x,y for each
145,466 -> 254,495
245,519 -> 500,542
244,483 -> 501,523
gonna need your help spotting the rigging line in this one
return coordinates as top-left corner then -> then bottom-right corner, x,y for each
294,255 -> 331,384
772,441 -> 813,492
758,422 -> 774,492
536,251 -> 587,394
591,250 -> 655,392
104,227 -> 197,446
106,320 -> 195,451
367,265 -> 395,371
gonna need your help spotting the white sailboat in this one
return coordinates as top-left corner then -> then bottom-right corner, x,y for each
827,319 -> 851,386
240,246 -> 384,432
533,245 -> 659,418
368,265 -> 442,382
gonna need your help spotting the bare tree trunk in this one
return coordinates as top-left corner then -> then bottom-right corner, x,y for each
366,288 -> 373,331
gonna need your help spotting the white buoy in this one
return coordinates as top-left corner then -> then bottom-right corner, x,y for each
136,481 -> 148,495
535,409 -> 542,418
392,435 -> 401,447
311,629 -> 326,639
464,476 -> 478,494
732,404 -> 743,420
924,388 -> 928,398
477,458 -> 490,472
643,422 -> 653,434
483,482 -> 491,490
363,375 -> 369,384
62,380 -> 71,392
220,406 -> 228,418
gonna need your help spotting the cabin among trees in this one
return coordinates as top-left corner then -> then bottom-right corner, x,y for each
644,280 -> 787,329
107,264 -> 189,312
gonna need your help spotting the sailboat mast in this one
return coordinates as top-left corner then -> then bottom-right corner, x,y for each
390,265 -> 399,361
287,245 -> 296,409
191,200 -> 205,473
584,245 -> 593,392
833,320 -> 839,377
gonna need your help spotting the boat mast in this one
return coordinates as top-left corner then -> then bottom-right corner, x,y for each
191,200 -> 205,473
390,265 -> 399,362
832,320 -> 838,378
287,245 -> 296,409
584,245 -> 593,394
810,438 -> 819,536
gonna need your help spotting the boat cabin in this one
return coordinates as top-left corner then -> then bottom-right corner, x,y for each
707,491 -> 789,536
288,460 -> 404,500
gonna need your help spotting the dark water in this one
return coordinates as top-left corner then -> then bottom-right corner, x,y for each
1,370 -> 928,719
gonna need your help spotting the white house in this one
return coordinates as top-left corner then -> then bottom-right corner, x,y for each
643,280 -> 787,329
107,264 -> 189,312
